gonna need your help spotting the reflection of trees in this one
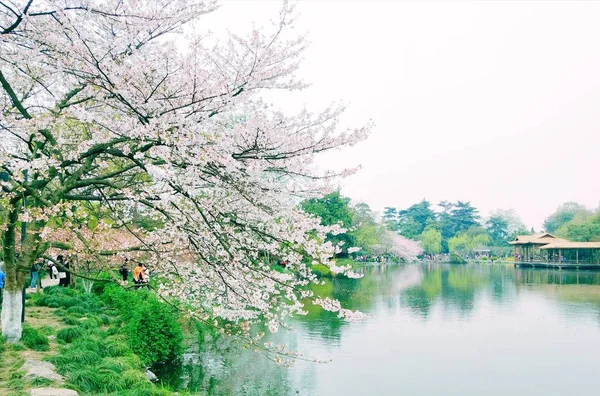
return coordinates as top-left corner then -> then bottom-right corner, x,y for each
400,265 -> 492,317
515,268 -> 600,286
163,336 -> 295,395
164,263 -> 600,394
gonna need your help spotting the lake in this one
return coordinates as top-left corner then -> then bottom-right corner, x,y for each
164,263 -> 600,395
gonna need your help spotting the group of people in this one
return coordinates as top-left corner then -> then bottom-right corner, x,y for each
119,259 -> 150,288
354,255 -> 391,263
29,255 -> 71,289
0,256 -> 150,297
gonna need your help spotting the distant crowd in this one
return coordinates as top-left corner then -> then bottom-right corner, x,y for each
354,255 -> 392,263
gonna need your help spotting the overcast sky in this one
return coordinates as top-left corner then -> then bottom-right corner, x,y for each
206,1 -> 600,229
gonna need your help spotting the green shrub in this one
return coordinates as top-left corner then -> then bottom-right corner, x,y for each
449,253 -> 467,264
54,348 -> 102,366
56,327 -> 85,344
126,298 -> 183,366
97,313 -> 112,326
0,335 -> 5,354
105,339 -> 131,357
121,369 -> 151,388
66,368 -> 102,393
21,325 -> 49,351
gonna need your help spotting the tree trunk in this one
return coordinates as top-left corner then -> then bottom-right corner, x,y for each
1,289 -> 23,341
1,201 -> 42,341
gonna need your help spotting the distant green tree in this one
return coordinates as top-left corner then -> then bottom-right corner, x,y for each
301,191 -> 355,254
421,228 -> 442,255
555,208 -> 600,242
450,201 -> 480,233
351,202 -> 378,253
486,215 -> 509,245
488,209 -> 528,240
383,207 -> 398,231
564,222 -> 600,242
436,200 -> 480,252
448,229 -> 489,256
397,200 -> 437,240
543,202 -> 590,233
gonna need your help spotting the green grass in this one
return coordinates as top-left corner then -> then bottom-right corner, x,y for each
21,325 -> 49,351
37,326 -> 55,336
29,377 -> 54,387
56,326 -> 85,344
23,283 -> 182,395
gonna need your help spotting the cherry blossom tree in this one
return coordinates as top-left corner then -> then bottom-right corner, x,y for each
370,230 -> 423,262
0,0 -> 370,342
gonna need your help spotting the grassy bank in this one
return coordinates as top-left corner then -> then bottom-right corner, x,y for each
0,284 -> 193,396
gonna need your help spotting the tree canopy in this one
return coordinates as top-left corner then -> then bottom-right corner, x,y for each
0,1 -> 370,342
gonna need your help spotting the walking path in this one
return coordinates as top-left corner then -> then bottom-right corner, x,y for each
28,276 -> 59,293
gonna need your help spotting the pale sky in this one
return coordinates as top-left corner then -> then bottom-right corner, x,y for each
205,1 -> 600,229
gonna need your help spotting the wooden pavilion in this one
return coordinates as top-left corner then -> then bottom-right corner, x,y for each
540,241 -> 600,265
508,233 -> 567,261
509,233 -> 600,269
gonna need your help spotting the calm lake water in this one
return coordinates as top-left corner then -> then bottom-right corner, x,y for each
164,263 -> 600,395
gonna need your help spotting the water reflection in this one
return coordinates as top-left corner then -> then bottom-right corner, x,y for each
167,263 -> 600,395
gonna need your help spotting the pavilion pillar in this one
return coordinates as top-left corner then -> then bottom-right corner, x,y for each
576,250 -> 579,264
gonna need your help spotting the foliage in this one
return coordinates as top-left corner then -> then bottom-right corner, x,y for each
125,298 -> 184,366
485,215 -> 509,245
57,327 -> 85,344
448,228 -> 489,255
301,191 -> 356,255
448,253 -> 467,264
397,200 -> 436,239
382,207 -> 398,231
101,285 -> 184,366
0,0 -> 370,342
488,209 -> 528,240
420,228 -> 442,255
21,325 -> 49,351
553,206 -> 600,242
543,202 -> 590,233
42,286 -> 175,394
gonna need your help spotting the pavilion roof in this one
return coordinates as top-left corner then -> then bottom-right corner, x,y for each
508,232 -> 567,245
540,241 -> 600,250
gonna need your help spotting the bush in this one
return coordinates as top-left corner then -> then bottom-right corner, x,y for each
449,253 -> 467,264
56,327 -> 85,344
21,325 -> 49,351
126,298 -> 183,366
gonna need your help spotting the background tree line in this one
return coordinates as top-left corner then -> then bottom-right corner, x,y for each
300,191 -> 421,261
384,200 -> 600,258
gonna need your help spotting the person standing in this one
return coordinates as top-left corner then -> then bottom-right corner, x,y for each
0,264 -> 5,304
47,260 -> 56,279
133,262 -> 144,288
57,255 -> 70,287
30,261 -> 40,289
119,259 -> 130,282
